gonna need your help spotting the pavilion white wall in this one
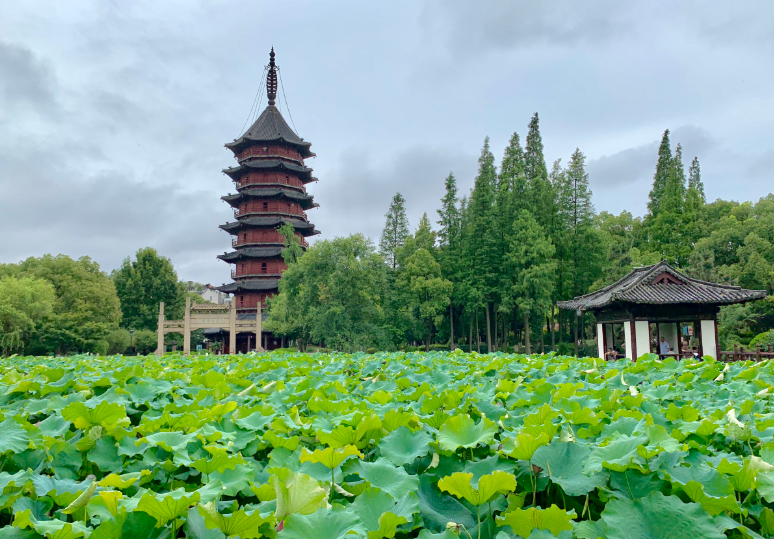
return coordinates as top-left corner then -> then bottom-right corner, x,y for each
701,320 -> 717,359
596,324 -> 604,358
635,321 -> 650,359
623,321 -> 633,360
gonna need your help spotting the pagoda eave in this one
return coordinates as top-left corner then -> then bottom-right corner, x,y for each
222,160 -> 315,182
216,279 -> 280,294
218,247 -> 285,262
219,216 -> 318,236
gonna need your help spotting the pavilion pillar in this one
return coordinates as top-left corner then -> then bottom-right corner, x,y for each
596,323 -> 604,359
623,321 -> 634,360
634,321 -> 650,360
700,319 -> 718,359
256,303 -> 264,352
183,297 -> 192,355
156,302 -> 165,355
229,299 -> 237,355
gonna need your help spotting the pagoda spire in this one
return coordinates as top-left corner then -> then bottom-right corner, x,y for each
267,47 -> 278,106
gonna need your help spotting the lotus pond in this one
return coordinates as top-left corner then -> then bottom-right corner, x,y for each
2,351 -> 774,538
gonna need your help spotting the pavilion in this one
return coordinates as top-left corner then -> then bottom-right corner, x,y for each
557,261 -> 767,359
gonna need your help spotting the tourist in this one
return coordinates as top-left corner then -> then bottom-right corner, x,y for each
659,336 -> 670,357
605,348 -> 619,361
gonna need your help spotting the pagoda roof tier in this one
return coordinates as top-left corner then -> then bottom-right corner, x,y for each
218,247 -> 285,262
222,187 -> 318,210
216,279 -> 280,293
557,261 -> 767,311
222,159 -> 317,183
225,105 -> 314,158
220,216 -> 320,236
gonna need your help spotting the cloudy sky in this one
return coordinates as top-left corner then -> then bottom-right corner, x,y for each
1,1 -> 773,285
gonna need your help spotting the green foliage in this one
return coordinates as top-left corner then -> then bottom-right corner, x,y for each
2,254 -> 122,355
0,276 -> 55,356
112,247 -> 186,331
2,351 -> 774,536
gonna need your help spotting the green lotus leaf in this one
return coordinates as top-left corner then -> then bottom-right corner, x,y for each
135,488 -> 201,527
263,431 -> 300,451
583,435 -> 648,474
61,478 -> 97,514
209,465 -> 252,496
98,471 -> 150,489
38,415 -> 71,438
88,437 -> 122,473
197,501 -> 274,538
501,432 -> 549,461
90,511 -> 163,539
75,426 -> 102,452
350,487 -> 420,538
278,507 -> 364,539
666,464 -> 739,516
62,401 -> 127,430
0,419 -> 30,454
378,426 -> 433,466
532,442 -> 609,496
185,507 -> 226,539
496,504 -> 576,538
271,472 -> 328,520
14,509 -> 91,539
346,458 -> 420,499
300,445 -> 362,470
601,491 -> 725,539
191,446 -> 245,475
233,411 -> 273,431
437,414 -> 497,452
31,475 -> 92,507
143,431 -> 197,453
438,471 -> 516,505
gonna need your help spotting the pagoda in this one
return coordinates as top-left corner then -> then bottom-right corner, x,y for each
217,48 -> 319,321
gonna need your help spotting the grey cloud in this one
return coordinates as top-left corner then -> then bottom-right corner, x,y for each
0,41 -> 57,120
316,146 -> 478,242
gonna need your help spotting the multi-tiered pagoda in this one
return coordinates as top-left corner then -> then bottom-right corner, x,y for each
217,48 -> 319,324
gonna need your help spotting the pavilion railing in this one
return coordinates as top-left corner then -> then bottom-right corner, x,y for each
718,344 -> 774,362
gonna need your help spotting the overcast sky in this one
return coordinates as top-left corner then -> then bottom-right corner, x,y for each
1,1 -> 773,285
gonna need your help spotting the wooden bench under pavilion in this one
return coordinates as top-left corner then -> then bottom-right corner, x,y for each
557,261 -> 767,360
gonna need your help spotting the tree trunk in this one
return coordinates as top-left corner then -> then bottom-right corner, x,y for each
512,306 -> 519,353
449,304 -> 455,351
426,318 -> 431,352
493,308 -> 498,352
550,306 -> 556,350
475,309 -> 481,354
469,314 -> 473,353
485,304 -> 492,353
540,326 -> 545,354
523,310 -> 531,355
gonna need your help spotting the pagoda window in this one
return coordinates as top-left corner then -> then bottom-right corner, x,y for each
261,262 -> 267,273
263,147 -> 268,152
263,202 -> 269,211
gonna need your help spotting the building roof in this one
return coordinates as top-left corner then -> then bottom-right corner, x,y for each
222,159 -> 316,182
222,187 -> 318,210
216,279 -> 280,293
225,105 -> 314,158
220,216 -> 319,236
557,261 -> 767,311
218,247 -> 284,262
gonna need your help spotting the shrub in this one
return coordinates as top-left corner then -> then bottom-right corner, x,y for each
429,344 -> 450,351
106,329 -> 131,355
750,330 -> 774,349
365,348 -> 377,354
134,329 -> 158,355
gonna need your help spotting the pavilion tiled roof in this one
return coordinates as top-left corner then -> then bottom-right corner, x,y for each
557,261 -> 767,311
225,105 -> 314,158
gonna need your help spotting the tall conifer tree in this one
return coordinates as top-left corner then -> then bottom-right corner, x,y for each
524,113 -> 555,231
437,173 -> 461,348
647,130 -> 673,218
466,138 -> 499,352
379,193 -> 410,270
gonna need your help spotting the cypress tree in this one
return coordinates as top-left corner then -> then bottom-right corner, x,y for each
524,113 -> 555,231
686,156 -> 705,205
437,173 -> 461,349
647,129 -> 672,218
466,137 -> 499,352
683,156 -> 706,250
379,193 -> 410,270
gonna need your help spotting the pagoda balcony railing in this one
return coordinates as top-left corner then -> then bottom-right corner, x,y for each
232,238 -> 309,249
235,179 -> 305,189
234,209 -> 307,219
231,270 -> 283,279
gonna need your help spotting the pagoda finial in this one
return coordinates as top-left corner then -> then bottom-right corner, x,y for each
267,47 -> 278,106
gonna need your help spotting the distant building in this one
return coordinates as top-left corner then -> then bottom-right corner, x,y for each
186,281 -> 228,304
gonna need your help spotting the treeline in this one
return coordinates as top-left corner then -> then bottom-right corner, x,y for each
267,116 -> 774,352
0,248 -> 206,356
